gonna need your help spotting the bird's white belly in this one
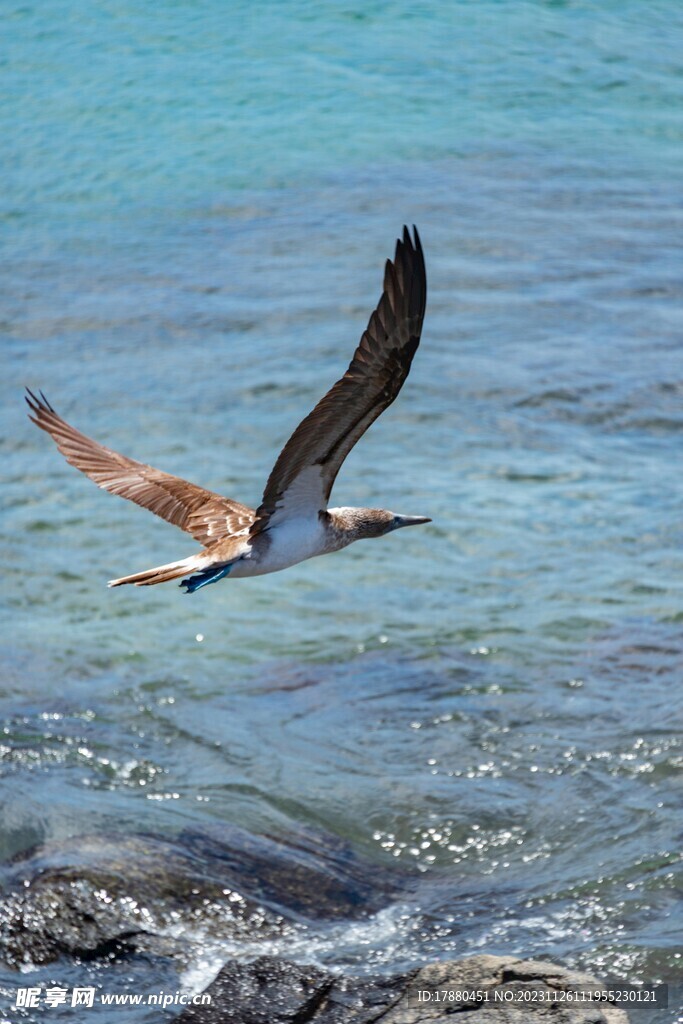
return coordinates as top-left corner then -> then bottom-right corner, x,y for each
229,517 -> 328,578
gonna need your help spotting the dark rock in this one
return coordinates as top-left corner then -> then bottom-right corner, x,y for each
0,825 -> 407,968
178,821 -> 406,921
175,957 -> 334,1024
175,955 -> 630,1024
175,955 -> 414,1024
0,832 -> 282,968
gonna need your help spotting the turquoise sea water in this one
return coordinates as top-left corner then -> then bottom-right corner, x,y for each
2,2 -> 682,1020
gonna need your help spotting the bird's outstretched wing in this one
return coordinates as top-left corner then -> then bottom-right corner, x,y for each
26,390 -> 255,547
252,225 -> 426,535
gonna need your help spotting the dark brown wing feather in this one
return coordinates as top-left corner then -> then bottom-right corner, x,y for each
26,390 -> 255,547
252,225 -> 426,534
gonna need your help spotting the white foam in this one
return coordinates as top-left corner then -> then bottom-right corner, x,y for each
177,902 -> 420,995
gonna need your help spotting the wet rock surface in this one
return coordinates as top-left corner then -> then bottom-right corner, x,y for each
0,831 -> 633,1024
175,954 -> 630,1024
0,826 -> 406,968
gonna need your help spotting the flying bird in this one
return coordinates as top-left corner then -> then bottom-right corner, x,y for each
26,226 -> 429,594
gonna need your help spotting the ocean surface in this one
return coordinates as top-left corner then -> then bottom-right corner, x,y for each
1,1 -> 682,1020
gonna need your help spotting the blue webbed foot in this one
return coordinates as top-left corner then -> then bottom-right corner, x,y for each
180,564 -> 232,594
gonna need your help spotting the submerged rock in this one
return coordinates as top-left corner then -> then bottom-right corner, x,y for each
178,821 -> 403,920
0,832 -> 278,968
175,955 -> 630,1024
0,825 -> 405,968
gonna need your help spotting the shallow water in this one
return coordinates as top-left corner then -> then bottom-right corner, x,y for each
2,1 -> 682,1020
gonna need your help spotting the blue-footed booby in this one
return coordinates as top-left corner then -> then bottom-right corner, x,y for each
27,226 -> 429,594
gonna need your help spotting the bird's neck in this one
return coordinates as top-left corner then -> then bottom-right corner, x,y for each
320,508 -> 356,550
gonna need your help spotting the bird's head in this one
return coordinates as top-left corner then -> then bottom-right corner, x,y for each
327,507 -> 431,540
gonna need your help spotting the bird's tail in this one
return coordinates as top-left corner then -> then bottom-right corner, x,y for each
108,554 -> 207,588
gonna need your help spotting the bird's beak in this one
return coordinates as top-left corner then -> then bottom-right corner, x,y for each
392,514 -> 432,530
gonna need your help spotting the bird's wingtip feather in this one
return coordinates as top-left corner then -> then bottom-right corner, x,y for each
39,390 -> 55,412
25,387 -> 56,417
